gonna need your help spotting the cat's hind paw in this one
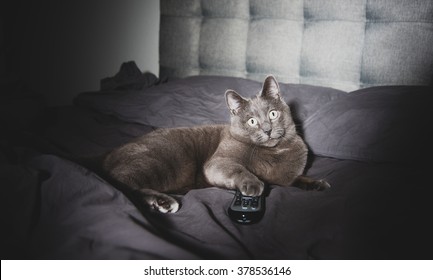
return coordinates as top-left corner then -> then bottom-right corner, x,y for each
151,195 -> 180,213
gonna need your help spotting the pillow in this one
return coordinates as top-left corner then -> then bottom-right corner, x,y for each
303,86 -> 432,163
75,75 -> 345,128
279,83 -> 346,123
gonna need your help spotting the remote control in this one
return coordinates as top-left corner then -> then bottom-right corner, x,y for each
228,190 -> 265,224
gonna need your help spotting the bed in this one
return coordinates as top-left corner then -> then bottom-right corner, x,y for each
2,0 -> 433,260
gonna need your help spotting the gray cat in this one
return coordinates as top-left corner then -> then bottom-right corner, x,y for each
101,76 -> 330,213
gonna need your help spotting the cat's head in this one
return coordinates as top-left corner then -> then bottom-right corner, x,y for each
225,75 -> 297,147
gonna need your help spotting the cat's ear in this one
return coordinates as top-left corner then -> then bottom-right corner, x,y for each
226,90 -> 248,115
260,75 -> 281,100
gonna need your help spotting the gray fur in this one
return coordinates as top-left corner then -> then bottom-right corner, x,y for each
101,76 -> 329,213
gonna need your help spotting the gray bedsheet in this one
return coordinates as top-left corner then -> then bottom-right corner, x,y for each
4,75 -> 431,259
24,151 -> 427,259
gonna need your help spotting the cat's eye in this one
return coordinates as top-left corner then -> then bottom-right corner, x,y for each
269,110 -> 279,120
247,117 -> 258,127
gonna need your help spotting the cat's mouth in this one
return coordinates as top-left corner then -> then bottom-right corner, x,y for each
257,130 -> 285,147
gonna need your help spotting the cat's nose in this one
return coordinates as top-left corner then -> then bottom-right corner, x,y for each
262,123 -> 272,136
263,128 -> 272,136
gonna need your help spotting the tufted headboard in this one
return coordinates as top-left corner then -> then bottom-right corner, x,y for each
159,0 -> 433,91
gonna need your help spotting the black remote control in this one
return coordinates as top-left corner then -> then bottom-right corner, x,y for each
228,190 -> 265,224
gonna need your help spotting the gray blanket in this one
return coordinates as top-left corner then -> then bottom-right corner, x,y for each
4,76 -> 431,259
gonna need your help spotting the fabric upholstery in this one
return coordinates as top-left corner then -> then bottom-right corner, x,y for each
160,0 -> 433,91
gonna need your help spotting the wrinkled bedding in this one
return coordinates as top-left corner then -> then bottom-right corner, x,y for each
2,75 -> 431,259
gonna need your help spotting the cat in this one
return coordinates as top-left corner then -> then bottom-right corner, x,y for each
100,75 -> 330,213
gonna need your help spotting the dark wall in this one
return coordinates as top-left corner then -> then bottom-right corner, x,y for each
1,0 -> 159,106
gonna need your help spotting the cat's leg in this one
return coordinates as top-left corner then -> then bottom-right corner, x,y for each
292,175 -> 331,191
204,159 -> 264,196
108,171 -> 180,213
104,157 -> 181,213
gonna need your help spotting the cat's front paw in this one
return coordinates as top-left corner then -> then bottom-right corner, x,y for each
313,179 -> 331,191
238,178 -> 265,196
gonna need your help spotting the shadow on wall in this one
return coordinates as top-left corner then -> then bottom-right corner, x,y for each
2,0 -> 159,106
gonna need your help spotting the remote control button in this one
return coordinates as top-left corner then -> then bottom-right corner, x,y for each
242,199 -> 249,209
